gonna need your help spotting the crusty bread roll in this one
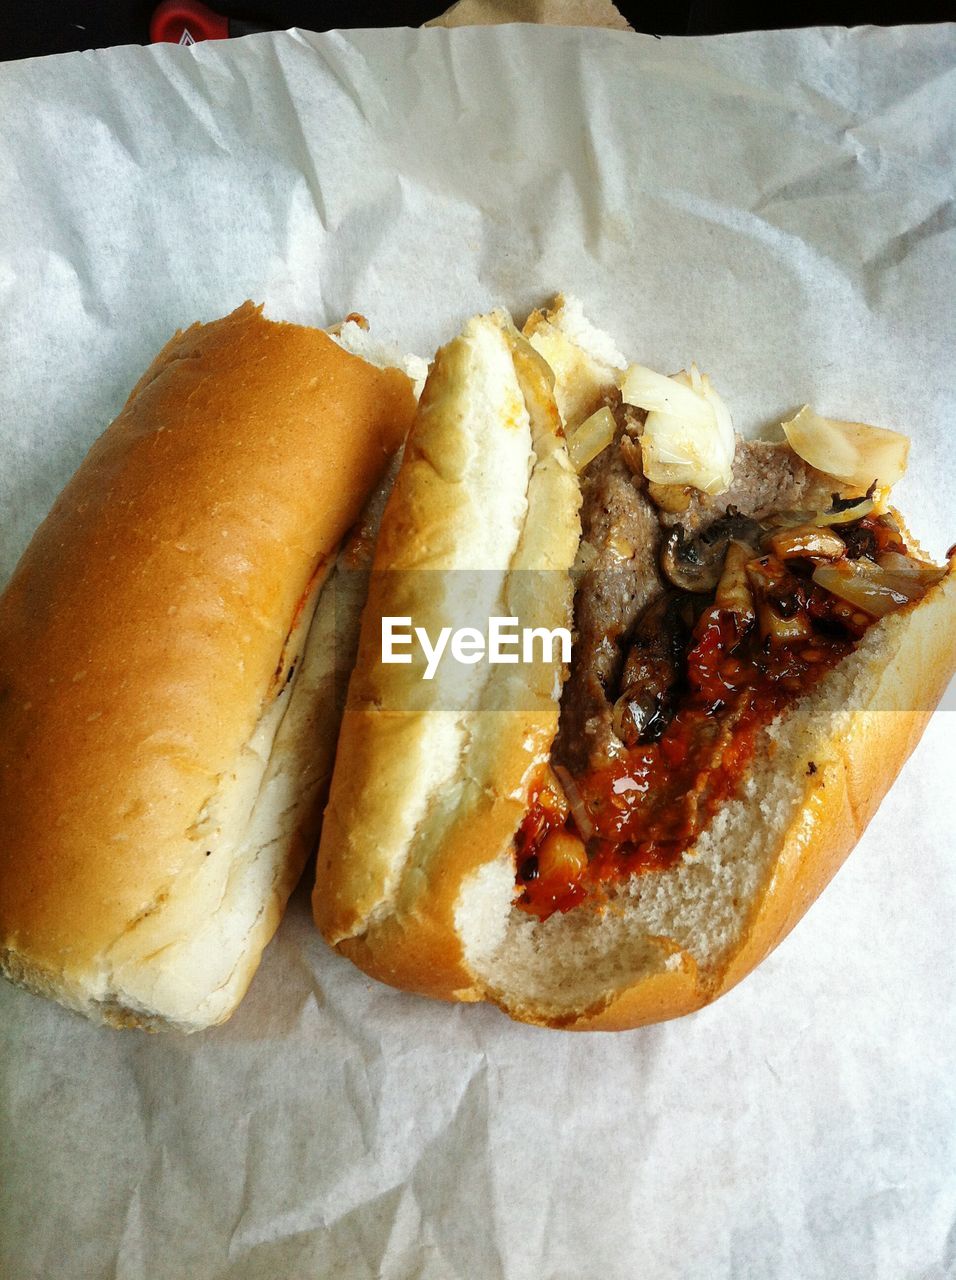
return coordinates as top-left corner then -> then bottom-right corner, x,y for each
314,298 -> 956,1029
0,302 -> 418,1031
315,311 -> 581,993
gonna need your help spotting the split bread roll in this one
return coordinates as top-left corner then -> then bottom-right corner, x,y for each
0,302 -> 419,1031
315,298 -> 956,1030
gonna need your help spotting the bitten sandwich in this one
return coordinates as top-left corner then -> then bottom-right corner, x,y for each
314,297 -> 956,1030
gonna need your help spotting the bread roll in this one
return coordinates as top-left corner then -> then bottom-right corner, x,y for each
0,302 -> 418,1031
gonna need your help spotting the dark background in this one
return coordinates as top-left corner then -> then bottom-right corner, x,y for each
1,0 -> 953,61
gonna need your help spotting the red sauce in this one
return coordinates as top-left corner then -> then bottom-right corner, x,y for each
515,574 -> 861,920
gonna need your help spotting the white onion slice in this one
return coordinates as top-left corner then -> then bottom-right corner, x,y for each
620,364 -> 716,424
621,362 -> 735,495
783,406 -> 909,491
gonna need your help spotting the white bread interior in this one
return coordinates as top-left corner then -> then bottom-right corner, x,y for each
0,306 -> 418,1031
314,312 -> 581,991
331,319 -> 430,399
523,293 -> 626,427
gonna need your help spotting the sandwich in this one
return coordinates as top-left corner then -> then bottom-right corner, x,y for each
314,297 -> 956,1030
0,301 -> 420,1031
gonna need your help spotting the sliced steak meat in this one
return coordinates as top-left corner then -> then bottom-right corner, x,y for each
652,440 -> 846,535
553,428 -> 852,777
615,592 -> 696,746
553,427 -> 663,774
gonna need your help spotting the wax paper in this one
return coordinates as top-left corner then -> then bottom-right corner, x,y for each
1,23 -> 954,1280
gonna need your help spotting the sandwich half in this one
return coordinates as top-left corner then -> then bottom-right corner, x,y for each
0,302 -> 420,1030
315,297 -> 956,1030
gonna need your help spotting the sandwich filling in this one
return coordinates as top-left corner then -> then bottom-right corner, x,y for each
515,398 -> 943,920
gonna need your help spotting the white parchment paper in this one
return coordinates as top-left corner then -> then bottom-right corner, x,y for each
1,24 -> 954,1280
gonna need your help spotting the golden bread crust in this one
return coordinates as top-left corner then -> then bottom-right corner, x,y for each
0,302 -> 416,1026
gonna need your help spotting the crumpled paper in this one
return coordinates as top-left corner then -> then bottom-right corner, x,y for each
0,23 -> 954,1280
428,0 -> 632,29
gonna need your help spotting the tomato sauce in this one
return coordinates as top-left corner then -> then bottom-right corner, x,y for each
515,576 -> 861,920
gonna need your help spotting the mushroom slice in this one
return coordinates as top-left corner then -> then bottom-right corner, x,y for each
660,511 -> 764,594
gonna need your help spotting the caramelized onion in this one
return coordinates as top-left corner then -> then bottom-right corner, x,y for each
509,331 -> 557,392
566,406 -> 616,472
770,525 -> 846,562
811,560 -> 926,617
747,559 -> 813,644
875,555 -> 947,597
875,551 -> 910,573
647,481 -> 693,513
758,604 -> 814,644
551,764 -> 595,841
814,497 -> 875,526
714,540 -> 756,620
620,364 -> 714,423
536,766 -> 571,821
